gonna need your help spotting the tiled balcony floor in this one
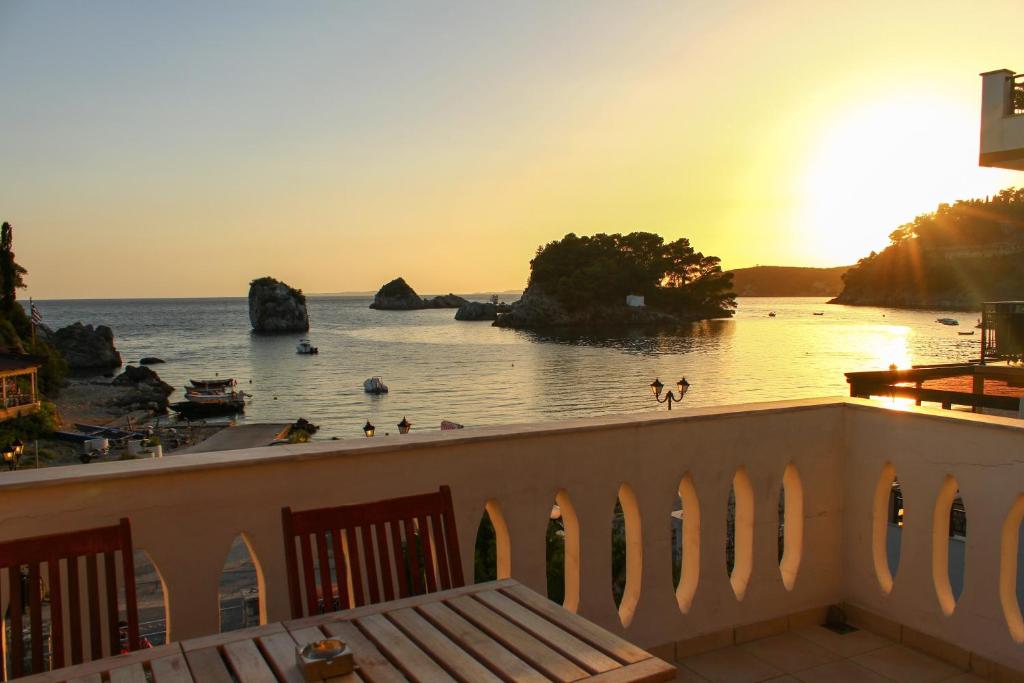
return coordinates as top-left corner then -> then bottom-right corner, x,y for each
668,626 -> 985,682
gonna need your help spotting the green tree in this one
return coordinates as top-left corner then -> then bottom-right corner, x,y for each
0,222 -> 27,311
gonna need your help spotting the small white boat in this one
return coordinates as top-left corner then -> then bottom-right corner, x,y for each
296,339 -> 318,355
363,376 -> 389,394
936,318 -> 959,326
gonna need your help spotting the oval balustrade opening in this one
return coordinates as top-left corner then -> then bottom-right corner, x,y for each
612,483 -> 642,626
219,535 -> 261,632
779,464 -> 803,592
1000,494 -> 1024,643
932,477 -> 965,615
872,464 -> 904,594
547,490 -> 580,611
129,550 -> 168,647
474,500 -> 511,583
674,474 -> 700,613
727,468 -> 754,600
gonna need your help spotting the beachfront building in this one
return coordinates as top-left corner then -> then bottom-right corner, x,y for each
980,69 -> 1024,170
0,353 -> 42,420
3,399 -> 1024,681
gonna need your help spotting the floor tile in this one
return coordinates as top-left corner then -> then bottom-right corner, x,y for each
853,644 -> 962,683
671,665 -> 712,682
682,645 -> 783,683
792,660 -> 894,683
935,675 -> 988,683
739,632 -> 839,673
793,626 -> 893,658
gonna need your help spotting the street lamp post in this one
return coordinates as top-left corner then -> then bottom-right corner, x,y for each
363,421 -> 376,438
650,377 -> 690,410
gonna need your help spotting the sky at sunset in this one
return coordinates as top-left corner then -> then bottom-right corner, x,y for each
2,1 -> 1022,299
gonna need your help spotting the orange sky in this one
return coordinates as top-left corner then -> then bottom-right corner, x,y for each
1,1 -> 1021,299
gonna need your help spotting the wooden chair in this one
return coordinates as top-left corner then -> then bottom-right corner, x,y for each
0,518 -> 140,679
281,486 -> 464,618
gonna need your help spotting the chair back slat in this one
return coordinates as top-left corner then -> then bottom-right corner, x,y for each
0,519 -> 140,679
344,526 -> 365,607
67,556 -> 83,665
47,559 -> 64,669
313,531 -> 330,611
373,523 -> 394,602
281,486 -> 464,618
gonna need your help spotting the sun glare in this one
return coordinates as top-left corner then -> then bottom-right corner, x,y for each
796,94 -> 1006,266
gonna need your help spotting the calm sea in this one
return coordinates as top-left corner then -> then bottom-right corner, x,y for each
32,296 -> 980,438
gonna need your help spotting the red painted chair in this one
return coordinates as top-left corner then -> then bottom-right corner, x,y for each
0,518 -> 140,679
281,486 -> 464,618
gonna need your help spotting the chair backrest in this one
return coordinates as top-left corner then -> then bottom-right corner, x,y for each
281,486 -> 464,618
0,518 -> 139,679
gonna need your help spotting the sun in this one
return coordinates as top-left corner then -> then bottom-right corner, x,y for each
795,93 -> 1010,266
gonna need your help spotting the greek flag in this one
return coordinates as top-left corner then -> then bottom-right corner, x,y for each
30,300 -> 42,325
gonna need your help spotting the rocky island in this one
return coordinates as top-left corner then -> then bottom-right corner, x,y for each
494,232 -> 735,329
249,276 -> 309,332
369,277 -> 468,310
831,188 -> 1024,310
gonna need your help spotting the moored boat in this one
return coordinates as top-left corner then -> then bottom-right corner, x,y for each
189,378 -> 237,389
297,339 -> 318,354
936,318 -> 959,326
175,377 -> 248,417
363,376 -> 389,394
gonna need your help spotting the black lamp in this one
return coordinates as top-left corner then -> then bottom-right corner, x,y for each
2,444 -> 15,470
363,420 -> 376,438
397,417 -> 412,435
650,377 -> 690,410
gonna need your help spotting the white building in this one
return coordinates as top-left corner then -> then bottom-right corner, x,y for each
979,69 -> 1024,170
626,294 -> 645,307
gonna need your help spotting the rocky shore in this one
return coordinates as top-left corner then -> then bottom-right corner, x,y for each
493,286 -> 697,328
828,292 -> 980,311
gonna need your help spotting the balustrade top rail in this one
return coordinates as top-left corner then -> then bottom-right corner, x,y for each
2,397 -> 1024,677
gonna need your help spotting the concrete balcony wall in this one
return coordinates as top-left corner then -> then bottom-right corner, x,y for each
1,399 -> 1023,672
980,68 -> 1024,170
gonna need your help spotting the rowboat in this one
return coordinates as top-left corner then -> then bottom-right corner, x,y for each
189,378 -> 237,389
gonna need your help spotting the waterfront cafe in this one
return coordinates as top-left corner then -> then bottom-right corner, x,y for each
0,353 -> 42,421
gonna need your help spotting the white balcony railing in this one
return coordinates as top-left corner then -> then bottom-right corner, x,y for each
2,398 -> 1024,674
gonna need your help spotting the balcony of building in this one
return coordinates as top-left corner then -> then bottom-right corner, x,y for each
0,355 -> 42,423
980,69 -> 1024,171
2,397 -> 1024,681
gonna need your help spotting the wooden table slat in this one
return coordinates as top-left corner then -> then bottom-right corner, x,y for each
388,607 -> 503,683
320,621 -> 411,683
15,644 -> 184,683
355,613 -> 457,683
446,594 -> 588,683
150,653 -> 195,683
107,662 -> 147,683
417,601 -> 548,683
581,658 -> 677,683
257,631 -> 312,683
501,584 -> 651,665
64,674 -> 102,683
475,591 -> 619,673
181,623 -> 286,652
183,648 -> 233,683
222,639 -> 279,683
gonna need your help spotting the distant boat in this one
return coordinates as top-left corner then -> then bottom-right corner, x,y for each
958,331 -> 975,335
296,339 -> 318,355
975,318 -> 983,329
364,376 -> 389,394
176,378 -> 247,417
936,318 -> 959,326
189,378 -> 237,389
813,312 -> 824,316
768,312 -> 776,318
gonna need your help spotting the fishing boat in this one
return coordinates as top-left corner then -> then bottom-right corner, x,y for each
189,378 -> 237,390
174,377 -> 248,417
936,318 -> 959,326
959,331 -> 975,335
813,312 -> 824,316
363,376 -> 389,394
768,312 -> 776,318
296,339 -> 318,355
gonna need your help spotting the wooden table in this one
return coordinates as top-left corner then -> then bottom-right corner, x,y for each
23,579 -> 676,682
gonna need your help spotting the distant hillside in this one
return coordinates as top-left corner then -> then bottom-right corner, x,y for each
727,265 -> 850,297
833,187 -> 1024,310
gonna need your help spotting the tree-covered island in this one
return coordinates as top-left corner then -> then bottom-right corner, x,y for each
494,232 -> 736,328
832,188 -> 1024,310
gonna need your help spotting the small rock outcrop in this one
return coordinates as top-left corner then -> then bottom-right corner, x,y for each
370,277 -> 468,310
248,277 -> 309,333
139,357 -> 165,365
111,365 -> 174,413
51,322 -> 122,370
455,301 -> 498,321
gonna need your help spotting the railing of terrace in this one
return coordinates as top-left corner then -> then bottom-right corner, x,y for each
1,398 -> 1024,677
